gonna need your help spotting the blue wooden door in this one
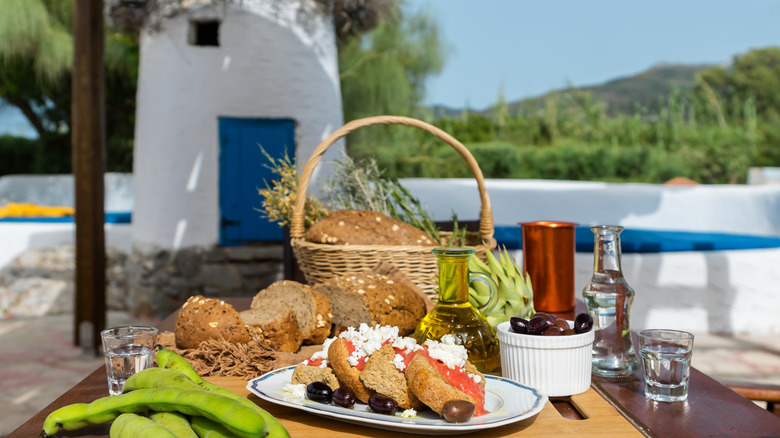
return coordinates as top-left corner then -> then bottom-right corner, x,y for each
218,117 -> 295,246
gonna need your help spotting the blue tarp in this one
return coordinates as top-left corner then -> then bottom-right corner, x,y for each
0,211 -> 132,224
493,225 -> 780,253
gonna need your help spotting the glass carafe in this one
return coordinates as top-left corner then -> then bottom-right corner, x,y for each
582,226 -> 638,378
412,248 -> 500,372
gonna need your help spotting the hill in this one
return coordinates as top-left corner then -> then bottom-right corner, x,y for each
430,63 -> 714,119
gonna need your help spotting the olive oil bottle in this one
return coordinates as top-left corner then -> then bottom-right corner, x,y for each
413,248 -> 501,372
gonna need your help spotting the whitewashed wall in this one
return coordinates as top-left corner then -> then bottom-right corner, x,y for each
401,178 -> 780,236
400,178 -> 780,335
132,0 -> 343,250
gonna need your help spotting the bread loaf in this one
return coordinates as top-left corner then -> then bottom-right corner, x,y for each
250,280 -> 332,345
304,209 -> 436,246
174,295 -> 252,349
314,272 -> 426,336
240,306 -> 303,353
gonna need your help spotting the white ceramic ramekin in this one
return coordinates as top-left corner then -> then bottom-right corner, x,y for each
497,320 -> 595,397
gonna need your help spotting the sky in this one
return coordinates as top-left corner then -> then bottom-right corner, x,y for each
406,0 -> 780,110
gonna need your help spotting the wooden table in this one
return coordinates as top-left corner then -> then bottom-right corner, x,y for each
11,299 -> 780,437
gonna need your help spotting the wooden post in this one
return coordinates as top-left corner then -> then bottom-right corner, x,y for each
72,0 -> 106,353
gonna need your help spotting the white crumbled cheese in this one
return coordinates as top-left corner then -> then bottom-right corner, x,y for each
392,353 -> 407,371
391,336 -> 422,354
469,373 -> 482,384
319,360 -> 329,368
339,324 -> 400,367
285,383 -> 306,399
424,335 -> 468,369
310,337 -> 336,362
401,408 -> 417,418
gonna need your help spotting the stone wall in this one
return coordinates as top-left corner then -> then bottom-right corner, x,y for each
126,244 -> 285,318
0,244 -> 285,319
0,246 -> 128,317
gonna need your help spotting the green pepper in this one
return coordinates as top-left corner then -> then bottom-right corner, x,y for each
42,388 -> 267,438
157,347 -> 290,438
110,413 -> 177,438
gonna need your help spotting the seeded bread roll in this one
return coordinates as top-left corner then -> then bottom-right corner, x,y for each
250,280 -> 332,345
360,344 -> 425,410
405,354 -> 486,416
174,295 -> 252,349
240,306 -> 303,353
328,338 -> 374,403
314,272 -> 425,336
304,209 -> 436,246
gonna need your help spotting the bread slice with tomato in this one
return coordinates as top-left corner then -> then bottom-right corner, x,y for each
405,337 -> 487,417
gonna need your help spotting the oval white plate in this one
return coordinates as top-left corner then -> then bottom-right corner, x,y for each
247,365 -> 548,435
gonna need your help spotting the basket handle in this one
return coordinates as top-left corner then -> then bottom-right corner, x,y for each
290,115 -> 495,242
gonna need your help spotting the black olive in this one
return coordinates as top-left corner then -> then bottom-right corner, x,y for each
443,399 -> 476,423
553,318 -> 569,330
332,387 -> 356,408
527,315 -> 550,335
542,326 -> 563,336
368,393 -> 398,415
535,312 -> 557,325
509,317 -> 529,334
574,313 -> 594,334
306,382 -> 333,403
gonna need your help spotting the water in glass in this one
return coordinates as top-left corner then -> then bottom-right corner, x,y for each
104,344 -> 155,395
640,345 -> 692,402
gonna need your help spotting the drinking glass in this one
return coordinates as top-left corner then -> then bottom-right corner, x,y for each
637,329 -> 694,402
100,326 -> 158,395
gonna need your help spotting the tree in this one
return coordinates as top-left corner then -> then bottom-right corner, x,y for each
695,47 -> 780,120
0,0 -> 138,173
337,2 -> 447,165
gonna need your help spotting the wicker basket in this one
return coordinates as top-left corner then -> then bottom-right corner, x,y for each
289,115 -> 497,300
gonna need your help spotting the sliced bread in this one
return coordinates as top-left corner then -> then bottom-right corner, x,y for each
328,338 -> 374,403
240,305 -> 302,353
313,272 -> 425,336
250,280 -> 332,345
405,354 -> 487,416
291,364 -> 340,391
360,344 -> 425,410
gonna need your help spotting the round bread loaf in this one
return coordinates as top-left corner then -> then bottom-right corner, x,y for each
250,280 -> 332,345
314,272 -> 425,336
304,209 -> 436,246
240,305 -> 303,353
174,295 -> 252,349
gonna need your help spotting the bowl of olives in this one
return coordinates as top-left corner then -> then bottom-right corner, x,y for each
496,312 -> 595,397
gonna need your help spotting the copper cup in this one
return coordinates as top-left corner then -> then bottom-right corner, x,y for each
520,221 -> 578,314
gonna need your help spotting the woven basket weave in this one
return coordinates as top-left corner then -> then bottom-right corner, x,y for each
289,115 -> 497,300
